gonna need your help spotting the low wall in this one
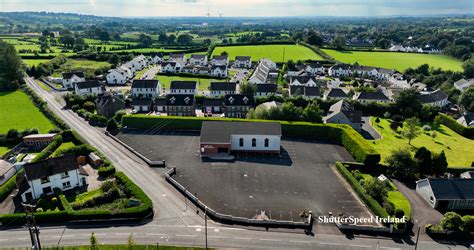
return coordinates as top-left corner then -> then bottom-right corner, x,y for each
164,167 -> 312,230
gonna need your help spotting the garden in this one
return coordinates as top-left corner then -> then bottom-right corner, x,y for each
154,74 -> 229,91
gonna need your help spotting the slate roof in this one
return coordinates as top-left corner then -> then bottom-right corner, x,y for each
419,89 -> 448,103
24,154 -> 81,181
327,100 -> 362,124
0,160 -> 14,177
290,86 -> 320,96
209,82 -> 236,91
330,64 -> 351,70
131,79 -> 159,89
166,94 -> 195,106
162,61 -> 177,67
202,98 -> 223,107
191,54 -> 207,60
223,94 -> 254,106
255,84 -> 277,93
355,91 -> 389,101
200,121 -> 281,144
212,55 -> 228,60
131,98 -> 153,106
170,81 -> 197,90
76,80 -> 101,89
422,178 -> 474,200
23,133 -> 56,139
326,88 -> 348,98
211,65 -> 227,71
235,56 -> 251,61
62,72 -> 84,79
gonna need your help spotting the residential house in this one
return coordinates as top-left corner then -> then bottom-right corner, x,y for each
74,80 -> 103,96
233,56 -> 252,68
181,65 -> 196,74
106,67 -> 128,85
210,55 -> 229,66
305,62 -> 325,75
416,178 -> 474,210
353,66 -> 394,80
152,53 -> 164,64
323,88 -> 348,100
248,59 -> 277,84
457,112 -> 474,127
165,94 -> 196,116
169,53 -> 187,63
131,79 -> 161,98
119,65 -> 133,79
199,121 -> 282,157
323,100 -> 362,131
130,55 -> 147,71
289,76 -> 321,87
254,84 -> 278,97
328,64 -> 352,77
190,54 -> 208,66
460,171 -> 474,179
131,98 -> 153,113
209,82 -> 237,97
202,98 -> 224,114
95,94 -> 125,118
0,160 -> 16,186
353,91 -> 390,104
289,85 -> 320,98
18,155 -> 89,202
62,72 -> 85,89
23,134 -> 57,149
162,62 -> 177,73
454,78 -> 474,92
122,62 -> 136,74
210,65 -> 228,78
419,89 -> 448,107
223,94 -> 254,118
169,81 -> 198,95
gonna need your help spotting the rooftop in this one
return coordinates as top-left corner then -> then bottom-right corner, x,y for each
200,121 -> 282,144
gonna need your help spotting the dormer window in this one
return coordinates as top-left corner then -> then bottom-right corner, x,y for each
243,96 -> 249,104
184,96 -> 190,104
228,96 -> 234,104
169,96 -> 176,104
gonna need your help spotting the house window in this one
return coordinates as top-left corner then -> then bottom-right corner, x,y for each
239,138 -> 244,147
61,171 -> 69,179
40,177 -> 49,184
264,138 -> 269,147
62,181 -> 71,188
252,138 -> 256,147
42,186 -> 52,195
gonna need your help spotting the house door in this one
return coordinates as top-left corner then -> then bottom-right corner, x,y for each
81,177 -> 87,186
25,192 -> 33,202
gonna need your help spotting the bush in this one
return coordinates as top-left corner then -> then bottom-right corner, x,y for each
440,212 -> 463,231
83,101 -> 96,112
0,174 -> 18,202
98,166 -> 116,178
462,215 -> 474,232
383,201 -> 395,215
422,125 -> 431,131
394,208 -> 405,219
383,112 -> 391,118
375,117 -> 380,123
434,114 -> 474,139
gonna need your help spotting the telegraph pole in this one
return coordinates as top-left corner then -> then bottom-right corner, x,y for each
22,203 -> 41,250
204,206 -> 208,250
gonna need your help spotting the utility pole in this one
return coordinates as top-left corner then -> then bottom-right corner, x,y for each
204,206 -> 208,250
414,226 -> 421,250
22,203 -> 41,250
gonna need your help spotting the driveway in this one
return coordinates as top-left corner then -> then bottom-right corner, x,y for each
360,116 -> 381,140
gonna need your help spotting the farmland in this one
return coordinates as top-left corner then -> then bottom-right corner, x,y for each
212,44 -> 324,62
0,91 -> 55,134
370,117 -> 474,167
322,49 -> 463,72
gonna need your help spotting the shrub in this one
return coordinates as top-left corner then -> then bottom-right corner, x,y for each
106,119 -> 118,131
422,125 -> 431,131
394,208 -> 405,219
383,201 -> 395,215
31,135 -> 63,162
383,112 -> 391,118
0,175 -> 18,202
363,177 -> 388,204
98,166 -> 116,178
462,215 -> 474,232
440,212 -> 463,231
83,101 -> 96,112
6,129 -> 19,139
351,169 -> 363,181
375,117 -> 380,123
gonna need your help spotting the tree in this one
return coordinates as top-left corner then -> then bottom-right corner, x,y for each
332,35 -> 346,50
414,147 -> 432,175
432,151 -> 448,175
386,148 -> 418,179
281,102 -> 303,121
239,82 -> 256,96
401,117 -> 420,145
167,34 -> 176,44
59,34 -> 75,48
306,31 -> 323,46
394,88 -> 422,118
440,212 -> 463,231
376,38 -> 390,49
106,119 -> 119,131
459,86 -> 474,112
363,177 -> 388,203
249,104 -> 269,119
90,232 -> 97,250
139,34 -> 153,48
302,102 -> 323,123
83,101 -> 96,112
0,40 -> 25,91
462,58 -> 474,79
158,33 -> 168,44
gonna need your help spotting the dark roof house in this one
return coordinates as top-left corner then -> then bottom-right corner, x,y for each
131,79 -> 160,89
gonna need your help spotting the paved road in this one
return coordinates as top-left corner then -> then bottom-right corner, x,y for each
0,77 -> 468,250
361,116 -> 381,140
140,66 -> 160,80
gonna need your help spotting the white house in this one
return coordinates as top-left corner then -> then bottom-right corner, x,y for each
209,82 -> 237,97
62,72 -> 85,89
106,68 -> 128,85
416,178 -> 474,210
419,89 -> 448,107
233,56 -> 252,68
169,81 -> 198,95
190,54 -> 208,66
210,65 -> 228,78
74,80 -> 103,96
162,62 -> 177,73
131,79 -> 161,98
130,55 -> 148,71
152,54 -> 163,64
289,76 -> 320,87
122,62 -> 136,74
248,59 -> 277,84
19,155 -> 89,202
454,78 -> 474,92
353,91 -> 390,104
323,100 -> 362,131
199,121 -> 281,157
254,84 -> 277,97
169,53 -> 187,63
210,55 -> 229,66
353,66 -> 394,80
131,98 -> 153,113
328,64 -> 352,77
305,63 -> 325,75
119,65 -> 133,79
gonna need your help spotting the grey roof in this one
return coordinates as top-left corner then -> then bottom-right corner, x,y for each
0,160 -> 14,177
223,94 -> 254,106
23,133 -> 56,139
256,84 -> 277,93
210,82 -> 236,91
423,178 -> 474,200
191,54 -> 207,59
162,61 -> 176,67
419,89 -> 448,104
200,121 -> 281,144
131,79 -> 159,89
326,88 -> 348,98
212,55 -> 228,60
62,72 -> 84,79
76,80 -> 101,89
235,56 -> 251,61
330,64 -> 351,70
131,98 -> 153,106
355,91 -> 389,101
202,98 -> 223,107
24,155 -> 80,181
170,81 -> 197,90
211,65 -> 227,71
290,86 -> 320,97
166,94 -> 195,106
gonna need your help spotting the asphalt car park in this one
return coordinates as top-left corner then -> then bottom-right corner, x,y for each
116,129 -> 373,223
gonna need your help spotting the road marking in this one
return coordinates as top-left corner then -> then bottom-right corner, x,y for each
380,247 -> 401,250
208,236 -> 228,239
214,228 -> 219,232
320,242 -> 340,246
145,233 -> 167,236
114,233 -> 129,236
289,240 -> 311,244
0,239 -> 8,242
175,234 -> 197,238
94,233 -> 106,236
260,238 -> 281,242
350,244 -> 372,248
18,238 -> 27,241
234,237 -> 252,240
196,228 -> 202,232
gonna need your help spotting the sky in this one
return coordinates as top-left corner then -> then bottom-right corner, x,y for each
0,0 -> 473,17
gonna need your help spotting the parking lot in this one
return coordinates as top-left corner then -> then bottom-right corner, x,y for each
116,130 -> 373,223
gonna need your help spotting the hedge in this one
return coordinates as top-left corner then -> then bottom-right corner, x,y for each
30,135 -> 63,163
335,162 -> 389,220
0,174 -> 17,202
122,115 -> 380,165
435,114 -> 474,139
113,172 -> 153,219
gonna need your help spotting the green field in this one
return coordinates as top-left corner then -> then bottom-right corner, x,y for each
0,91 -> 55,134
22,59 -> 51,67
0,144 -> 12,156
52,59 -> 111,77
154,75 -> 226,91
370,117 -> 474,167
322,49 -> 463,72
212,44 -> 324,62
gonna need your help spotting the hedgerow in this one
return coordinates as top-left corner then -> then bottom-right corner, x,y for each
435,114 -> 474,139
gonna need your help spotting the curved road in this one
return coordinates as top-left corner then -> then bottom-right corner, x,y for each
0,77 -> 466,249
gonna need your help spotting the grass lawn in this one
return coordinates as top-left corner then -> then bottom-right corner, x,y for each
113,48 -> 182,53
70,188 -> 103,203
43,244 -> 205,250
370,117 -> 474,167
52,59 -> 111,77
0,145 -> 12,157
154,75 -> 226,91
0,91 -> 55,134
35,79 -> 51,91
212,44 -> 324,62
50,142 -> 77,157
22,58 -> 51,67
322,49 -> 463,72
